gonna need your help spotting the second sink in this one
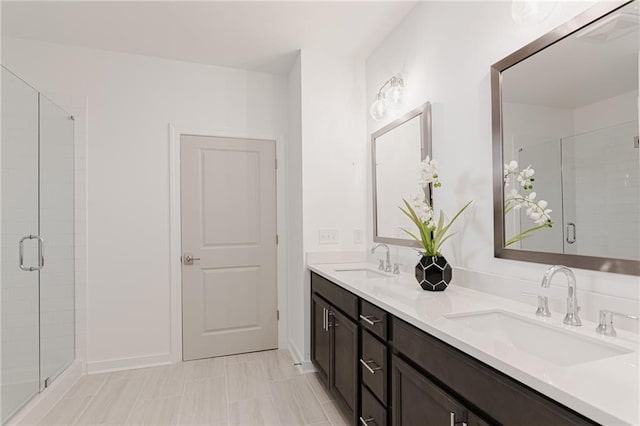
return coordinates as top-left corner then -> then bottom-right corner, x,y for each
445,310 -> 631,367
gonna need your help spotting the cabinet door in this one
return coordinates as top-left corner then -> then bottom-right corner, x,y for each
311,294 -> 331,384
392,355 -> 467,426
332,308 -> 357,415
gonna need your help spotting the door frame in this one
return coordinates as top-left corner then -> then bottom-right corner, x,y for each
168,124 -> 286,362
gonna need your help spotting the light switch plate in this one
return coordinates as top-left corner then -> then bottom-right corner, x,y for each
319,229 -> 340,245
353,229 -> 363,244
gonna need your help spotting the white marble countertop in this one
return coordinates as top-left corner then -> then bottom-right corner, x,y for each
308,262 -> 640,425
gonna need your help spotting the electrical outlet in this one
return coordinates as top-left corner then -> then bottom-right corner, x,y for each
353,229 -> 363,244
319,229 -> 340,245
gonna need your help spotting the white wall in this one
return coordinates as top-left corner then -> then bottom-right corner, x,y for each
289,50 -> 368,362
365,1 -> 639,326
301,50 -> 368,255
2,37 -> 289,371
285,52 -> 305,363
574,90 -> 638,134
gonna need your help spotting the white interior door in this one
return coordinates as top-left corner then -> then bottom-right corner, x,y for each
181,134 -> 277,361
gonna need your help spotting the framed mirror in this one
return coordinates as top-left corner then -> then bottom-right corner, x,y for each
492,0 -> 639,275
372,102 -> 431,247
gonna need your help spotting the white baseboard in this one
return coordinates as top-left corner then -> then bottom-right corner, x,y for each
8,361 -> 83,426
287,339 -> 315,374
87,352 -> 173,374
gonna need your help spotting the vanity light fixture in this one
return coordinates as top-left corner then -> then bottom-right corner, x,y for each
370,75 -> 404,121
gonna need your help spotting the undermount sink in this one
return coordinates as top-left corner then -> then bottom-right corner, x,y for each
445,310 -> 632,367
334,268 -> 389,279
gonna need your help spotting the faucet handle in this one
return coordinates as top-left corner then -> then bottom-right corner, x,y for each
596,309 -> 639,337
392,263 -> 402,275
521,292 -> 551,317
377,259 -> 385,271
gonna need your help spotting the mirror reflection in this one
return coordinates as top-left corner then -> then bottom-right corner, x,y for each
373,103 -> 430,247
501,0 -> 639,261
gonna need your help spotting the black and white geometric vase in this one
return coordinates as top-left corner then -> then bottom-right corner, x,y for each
415,256 -> 452,291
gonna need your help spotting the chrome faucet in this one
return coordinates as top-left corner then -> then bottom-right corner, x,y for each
541,265 -> 581,326
371,243 -> 392,273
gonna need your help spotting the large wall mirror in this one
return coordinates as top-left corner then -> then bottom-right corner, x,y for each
373,102 -> 431,247
492,0 -> 639,275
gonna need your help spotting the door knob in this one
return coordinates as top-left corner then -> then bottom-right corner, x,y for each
183,253 -> 201,265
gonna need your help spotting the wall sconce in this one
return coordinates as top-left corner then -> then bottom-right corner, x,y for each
370,75 -> 404,121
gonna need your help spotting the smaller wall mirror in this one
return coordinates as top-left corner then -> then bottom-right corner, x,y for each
372,102 -> 431,247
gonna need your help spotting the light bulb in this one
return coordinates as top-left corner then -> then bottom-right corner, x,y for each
370,93 -> 387,121
387,77 -> 404,109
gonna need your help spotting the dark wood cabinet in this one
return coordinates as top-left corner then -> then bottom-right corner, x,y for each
392,354 -> 482,426
310,273 -> 358,423
311,294 -> 331,384
332,309 -> 358,414
310,271 -> 597,426
361,329 -> 387,405
361,385 -> 388,426
392,318 -> 595,426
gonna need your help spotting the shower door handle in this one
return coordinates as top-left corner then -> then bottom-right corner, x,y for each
566,223 -> 576,244
19,235 -> 44,271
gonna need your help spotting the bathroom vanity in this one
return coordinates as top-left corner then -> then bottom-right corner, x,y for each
308,264 -> 638,425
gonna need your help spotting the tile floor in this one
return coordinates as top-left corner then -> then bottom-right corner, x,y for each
38,350 -> 349,425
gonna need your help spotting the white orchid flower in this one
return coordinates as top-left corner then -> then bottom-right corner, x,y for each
419,156 -> 441,188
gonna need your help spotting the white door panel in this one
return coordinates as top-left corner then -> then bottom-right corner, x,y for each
181,135 -> 277,361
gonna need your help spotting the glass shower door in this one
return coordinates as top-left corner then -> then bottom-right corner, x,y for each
1,69 -> 41,422
561,121 -> 640,260
39,95 -> 75,388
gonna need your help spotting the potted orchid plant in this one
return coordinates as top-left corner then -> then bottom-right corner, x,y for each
399,157 -> 472,291
503,160 -> 552,247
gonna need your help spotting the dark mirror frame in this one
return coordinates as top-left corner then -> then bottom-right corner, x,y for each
372,102 -> 431,248
491,0 -> 640,276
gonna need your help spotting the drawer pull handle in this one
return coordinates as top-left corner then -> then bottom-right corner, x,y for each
359,416 -> 374,426
359,314 -> 381,326
451,412 -> 467,426
360,358 -> 382,375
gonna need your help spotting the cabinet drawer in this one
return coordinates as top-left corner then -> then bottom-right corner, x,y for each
361,329 -> 387,405
393,318 -> 596,425
361,385 -> 387,426
359,299 -> 387,340
311,272 -> 358,320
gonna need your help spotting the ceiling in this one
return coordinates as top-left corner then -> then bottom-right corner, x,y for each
1,1 -> 417,74
503,1 -> 639,109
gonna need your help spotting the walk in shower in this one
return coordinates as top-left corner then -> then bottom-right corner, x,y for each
1,66 -> 75,423
517,120 -> 640,260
